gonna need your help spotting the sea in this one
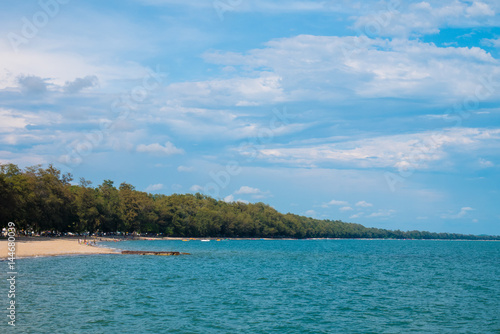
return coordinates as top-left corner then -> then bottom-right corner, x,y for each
2,239 -> 499,333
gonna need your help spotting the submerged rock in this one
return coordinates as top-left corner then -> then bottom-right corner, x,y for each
121,250 -> 190,256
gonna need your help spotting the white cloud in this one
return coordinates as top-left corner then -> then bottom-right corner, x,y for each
0,45 -> 147,90
478,158 -> 494,168
0,5 -> 164,92
250,128 -> 500,170
305,209 -> 316,216
234,186 -> 262,195
350,212 -> 364,219
143,105 -> 304,143
339,206 -> 353,212
466,2 -> 495,17
204,35 -> 499,102
224,194 -> 234,202
481,38 -> 500,48
164,73 -> 285,107
231,186 -> 271,199
442,207 -> 475,219
353,1 -> 495,38
356,201 -> 373,207
0,109 -> 29,133
224,195 -> 249,204
136,141 -> 184,156
0,109 -> 63,147
0,150 -> 48,166
138,0 -> 341,13
322,199 -> 349,207
190,184 -> 204,192
145,183 -> 163,192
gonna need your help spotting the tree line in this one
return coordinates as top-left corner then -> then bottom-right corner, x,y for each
1,163 -> 498,240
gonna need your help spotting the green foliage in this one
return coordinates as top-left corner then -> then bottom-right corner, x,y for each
1,163 -> 498,240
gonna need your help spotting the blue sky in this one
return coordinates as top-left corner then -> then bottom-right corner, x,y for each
1,0 -> 500,235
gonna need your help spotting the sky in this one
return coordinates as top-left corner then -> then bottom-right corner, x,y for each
1,0 -> 499,235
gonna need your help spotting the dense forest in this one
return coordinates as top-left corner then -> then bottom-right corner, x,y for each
1,163 -> 498,240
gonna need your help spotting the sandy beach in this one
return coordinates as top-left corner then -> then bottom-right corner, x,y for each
0,238 -> 119,260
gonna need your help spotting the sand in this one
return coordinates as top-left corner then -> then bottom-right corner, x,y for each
0,238 -> 119,260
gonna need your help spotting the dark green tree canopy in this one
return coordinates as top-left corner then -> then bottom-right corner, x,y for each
1,163 -> 498,240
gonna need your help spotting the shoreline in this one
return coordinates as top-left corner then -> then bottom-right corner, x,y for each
0,237 -> 119,260
2,236 -> 497,260
103,236 -> 499,242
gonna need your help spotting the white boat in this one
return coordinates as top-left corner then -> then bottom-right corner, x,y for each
200,239 -> 210,242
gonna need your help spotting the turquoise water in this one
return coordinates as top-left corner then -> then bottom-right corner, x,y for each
2,240 -> 499,333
